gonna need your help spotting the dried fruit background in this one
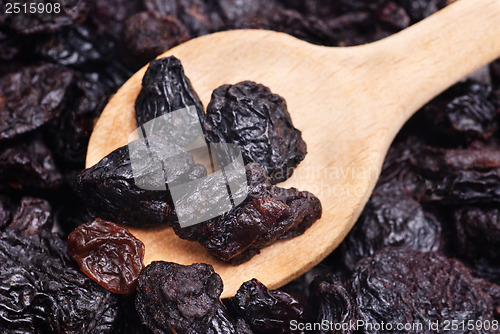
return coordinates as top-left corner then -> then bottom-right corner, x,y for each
1,0 -> 499,333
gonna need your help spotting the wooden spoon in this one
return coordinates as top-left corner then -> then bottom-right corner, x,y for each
86,0 -> 500,298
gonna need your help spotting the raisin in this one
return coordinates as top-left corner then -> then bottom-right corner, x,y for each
228,8 -> 336,46
135,56 -> 206,145
351,247 -> 498,333
136,261 -> 247,334
122,12 -> 189,69
172,163 -> 321,263
143,0 -> 223,36
415,145 -> 500,175
0,227 -> 119,332
0,135 -> 63,191
0,0 -> 88,35
75,136 -> 206,227
9,196 -> 53,234
340,189 -> 444,271
453,207 -> 500,264
68,219 -> 145,295
0,63 -> 75,141
414,145 -> 500,204
204,81 -> 307,183
88,0 -> 143,38
34,24 -> 117,70
309,274 -> 358,334
422,80 -> 498,144
228,278 -> 306,334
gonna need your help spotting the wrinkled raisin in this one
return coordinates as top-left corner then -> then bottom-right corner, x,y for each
0,64 -> 75,141
204,81 -> 307,183
228,278 -> 307,334
351,248 -> 498,333
172,163 -> 321,263
68,219 -> 145,295
136,261 -> 248,334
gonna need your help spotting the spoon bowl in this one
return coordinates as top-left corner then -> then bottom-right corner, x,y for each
86,0 -> 500,298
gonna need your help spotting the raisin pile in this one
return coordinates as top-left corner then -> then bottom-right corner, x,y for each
77,55 -> 322,263
1,0 -> 500,333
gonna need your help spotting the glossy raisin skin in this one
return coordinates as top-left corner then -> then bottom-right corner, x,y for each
136,261 -> 250,334
228,278 -> 307,334
68,219 -> 145,295
34,24 -> 116,70
309,274 -> 358,334
0,64 -> 75,142
75,137 -> 206,227
135,56 -> 205,141
0,227 -> 119,333
351,248 -> 498,334
204,81 -> 307,184
172,163 -> 322,263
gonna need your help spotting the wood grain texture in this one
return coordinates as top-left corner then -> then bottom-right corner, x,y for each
86,0 -> 500,298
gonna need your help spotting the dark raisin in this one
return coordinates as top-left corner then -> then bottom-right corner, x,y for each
309,274 -> 358,334
9,197 -> 53,234
414,145 -> 500,204
68,219 -> 145,295
204,81 -> 307,183
88,0 -> 143,38
228,8 -> 335,46
351,247 -> 498,333
136,261 -> 246,334
422,80 -> 498,144
172,163 -> 321,263
340,189 -> 444,271
75,136 -> 206,227
135,56 -> 206,146
143,0 -> 223,36
228,278 -> 306,334
0,63 -> 75,141
399,0 -> 446,23
0,135 -> 63,191
122,12 -> 189,69
0,227 -> 119,332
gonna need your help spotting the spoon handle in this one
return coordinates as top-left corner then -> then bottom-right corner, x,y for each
365,0 -> 500,127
